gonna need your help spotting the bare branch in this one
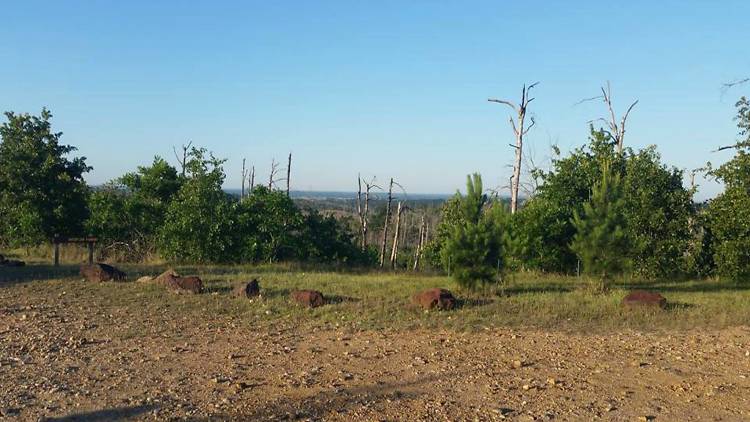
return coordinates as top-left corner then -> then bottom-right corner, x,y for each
488,98 -> 518,112
722,78 -> 750,89
523,116 -> 536,135
573,95 -> 604,107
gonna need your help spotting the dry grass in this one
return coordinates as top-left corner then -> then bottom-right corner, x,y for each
2,261 -> 749,333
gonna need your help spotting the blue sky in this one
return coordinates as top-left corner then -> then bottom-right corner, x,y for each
1,1 -> 748,199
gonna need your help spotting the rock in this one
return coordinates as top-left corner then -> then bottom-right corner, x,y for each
622,290 -> 667,309
164,275 -> 203,294
411,288 -> 456,310
233,279 -> 260,298
154,268 -> 180,285
290,289 -> 325,308
79,263 -> 126,282
136,276 -> 153,283
2,259 -> 25,267
512,360 -> 524,369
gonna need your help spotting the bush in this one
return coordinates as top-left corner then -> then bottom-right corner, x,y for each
704,97 -> 750,282
87,157 -> 181,260
158,148 -> 236,263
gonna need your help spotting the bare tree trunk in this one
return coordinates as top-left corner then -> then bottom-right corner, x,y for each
241,158 -> 247,199
390,202 -> 405,269
413,214 -> 426,271
379,178 -> 394,268
576,82 -> 638,154
357,175 -> 365,249
250,166 -> 255,190
286,153 -> 292,196
356,175 -> 379,251
489,83 -> 538,214
173,141 -> 193,178
268,159 -> 280,190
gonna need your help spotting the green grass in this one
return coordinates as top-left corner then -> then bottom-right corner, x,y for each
2,262 -> 749,333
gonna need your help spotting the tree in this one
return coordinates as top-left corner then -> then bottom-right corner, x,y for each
511,128 -> 619,273
0,109 -> 90,247
488,82 -> 538,214
441,174 -> 505,290
299,210 -> 370,264
158,148 -> 236,263
705,97 -> 750,282
87,157 -> 181,260
621,147 -> 693,278
577,82 -> 638,154
235,185 -> 304,263
570,161 -> 631,290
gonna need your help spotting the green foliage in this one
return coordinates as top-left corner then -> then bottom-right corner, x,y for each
441,174 -> 505,290
621,147 -> 693,278
509,196 -> 576,272
0,109 -> 90,246
510,128 -> 619,273
300,211 -> 373,264
86,157 -> 182,260
512,127 -> 693,278
422,195 -> 463,268
704,97 -> 750,282
570,161 -> 631,289
158,148 -> 236,263
235,185 -> 304,263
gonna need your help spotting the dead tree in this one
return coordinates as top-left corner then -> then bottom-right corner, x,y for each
286,153 -> 292,196
241,158 -> 248,199
378,178 -> 395,267
250,165 -> 255,190
488,82 -> 538,214
412,214 -> 427,271
389,202 -> 409,269
577,81 -> 638,154
268,159 -> 281,190
173,141 -> 193,178
356,175 -> 380,250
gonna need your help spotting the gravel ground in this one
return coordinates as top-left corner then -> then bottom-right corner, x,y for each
1,280 -> 750,421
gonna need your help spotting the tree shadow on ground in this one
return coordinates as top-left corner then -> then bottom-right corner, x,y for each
501,284 -> 574,295
618,282 -> 750,294
326,294 -> 360,304
455,297 -> 494,308
202,284 -> 233,294
195,374 -> 446,421
0,264 -> 81,285
42,404 -> 156,421
665,301 -> 695,311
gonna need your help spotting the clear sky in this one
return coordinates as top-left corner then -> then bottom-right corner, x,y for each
1,1 -> 748,199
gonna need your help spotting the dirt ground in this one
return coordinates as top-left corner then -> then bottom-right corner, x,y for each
2,281 -> 750,421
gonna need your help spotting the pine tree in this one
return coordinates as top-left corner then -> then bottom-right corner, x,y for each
441,174 -> 505,290
570,161 -> 630,291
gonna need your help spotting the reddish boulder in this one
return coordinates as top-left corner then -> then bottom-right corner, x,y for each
154,268 -> 180,285
233,279 -> 260,298
79,263 -> 126,282
164,275 -> 203,294
290,289 -> 325,308
412,288 -> 456,310
622,290 -> 667,309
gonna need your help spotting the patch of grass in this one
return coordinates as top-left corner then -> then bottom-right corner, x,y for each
2,263 -> 749,332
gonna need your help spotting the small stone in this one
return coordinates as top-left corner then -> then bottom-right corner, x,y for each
513,360 -> 523,369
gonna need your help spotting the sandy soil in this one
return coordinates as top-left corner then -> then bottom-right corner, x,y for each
1,285 -> 749,421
